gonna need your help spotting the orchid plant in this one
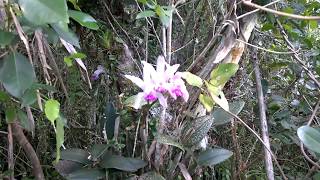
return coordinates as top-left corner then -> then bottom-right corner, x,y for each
124,56 -> 189,109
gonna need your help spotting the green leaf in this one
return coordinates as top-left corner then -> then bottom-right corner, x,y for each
0,29 -> 16,47
156,134 -> 185,151
51,22 -> 80,48
100,102 -> 118,139
45,99 -> 60,123
60,148 -> 91,164
138,171 -> 166,180
136,10 -> 156,19
17,110 -> 32,132
199,94 -> 214,112
212,101 -> 245,126
89,144 -> 111,161
18,0 -> 69,25
124,94 -> 147,109
100,154 -> 147,172
66,168 -> 105,180
68,10 -> 99,30
309,20 -> 318,29
5,108 -> 16,123
64,53 -> 87,67
197,148 -> 233,166
0,91 -> 10,102
181,72 -> 203,88
181,116 -> 213,147
297,126 -> 320,154
21,88 -> 37,107
0,52 -> 36,98
209,63 -> 239,87
55,116 -> 65,164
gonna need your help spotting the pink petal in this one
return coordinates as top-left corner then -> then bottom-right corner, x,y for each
124,75 -> 145,89
165,64 -> 180,79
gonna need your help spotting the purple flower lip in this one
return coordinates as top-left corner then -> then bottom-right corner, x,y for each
144,93 -> 157,101
172,88 -> 183,97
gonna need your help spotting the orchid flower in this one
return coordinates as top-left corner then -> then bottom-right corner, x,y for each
91,65 -> 106,80
125,56 -> 189,109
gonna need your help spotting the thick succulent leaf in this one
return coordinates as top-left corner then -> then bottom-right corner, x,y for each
19,0 -> 68,25
212,101 -> 245,126
156,134 -> 185,151
181,115 -> 213,147
197,148 -> 233,166
0,52 -> 36,98
60,148 -> 91,164
66,168 -> 105,180
100,154 -> 147,172
297,126 -> 320,154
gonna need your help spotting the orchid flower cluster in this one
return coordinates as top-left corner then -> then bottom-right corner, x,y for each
125,56 -> 189,109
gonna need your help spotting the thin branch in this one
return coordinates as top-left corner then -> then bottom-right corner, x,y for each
12,122 -> 44,180
7,124 -> 14,180
237,0 -> 281,20
242,0 -> 320,20
236,39 -> 295,54
253,51 -> 274,180
276,19 -> 320,89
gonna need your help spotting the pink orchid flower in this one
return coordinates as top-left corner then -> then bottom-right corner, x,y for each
125,56 -> 189,109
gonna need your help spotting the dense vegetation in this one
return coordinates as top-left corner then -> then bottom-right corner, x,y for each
1,0 -> 320,179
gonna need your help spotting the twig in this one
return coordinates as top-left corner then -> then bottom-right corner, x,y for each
237,0 -> 281,20
299,100 -> 320,169
0,130 -> 8,135
236,39 -> 295,54
226,111 -> 288,180
276,19 -> 320,89
12,122 -> 44,180
253,50 -> 274,180
7,124 -> 14,180
167,3 -> 174,63
242,0 -> 320,20
132,115 -> 141,158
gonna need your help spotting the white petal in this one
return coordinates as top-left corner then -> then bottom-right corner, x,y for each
142,61 -> 156,82
156,56 -> 166,73
133,92 -> 145,109
157,93 -> 167,108
125,75 -> 145,89
166,64 -> 180,78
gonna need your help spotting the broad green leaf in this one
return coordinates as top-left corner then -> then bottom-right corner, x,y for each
89,144 -> 111,161
199,94 -> 214,112
0,52 -> 36,98
0,29 -> 16,47
51,22 -> 80,48
181,115 -> 213,147
138,171 -> 166,180
64,53 -> 87,67
60,148 -> 91,164
156,134 -> 185,151
21,88 -> 37,107
212,100 -> 245,126
66,168 -> 105,180
68,10 -> 99,30
297,126 -> 320,154
209,63 -> 239,87
181,72 -> 203,88
138,0 -> 148,4
155,5 -> 170,27
5,108 -> 16,123
18,0 -> 69,25
32,83 -> 56,92
45,99 -> 60,123
17,110 -> 32,132
136,10 -> 156,19
197,148 -> 233,166
100,154 -> 147,172
55,116 -> 65,164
